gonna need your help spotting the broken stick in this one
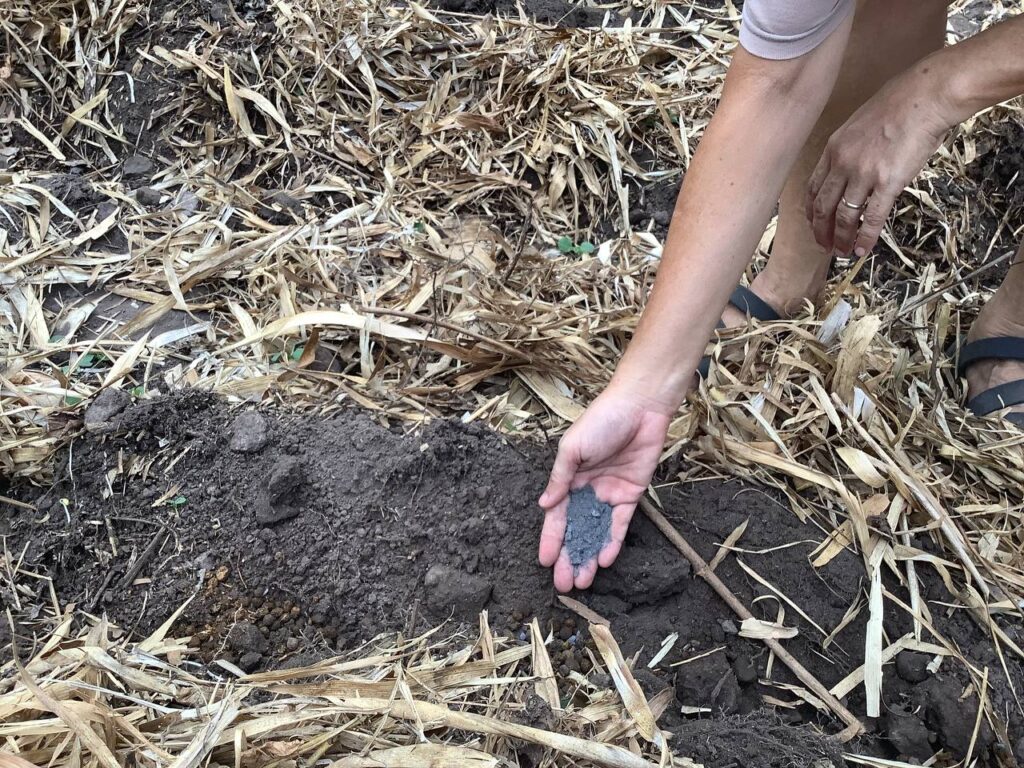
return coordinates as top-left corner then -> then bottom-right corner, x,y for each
640,497 -> 864,742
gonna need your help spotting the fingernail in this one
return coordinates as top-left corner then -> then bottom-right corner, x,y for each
854,247 -> 866,257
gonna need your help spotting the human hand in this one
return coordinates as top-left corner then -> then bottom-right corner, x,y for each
537,385 -> 671,592
806,67 -> 954,258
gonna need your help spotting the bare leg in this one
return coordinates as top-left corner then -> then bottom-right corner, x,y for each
722,0 -> 948,327
965,240 -> 1024,418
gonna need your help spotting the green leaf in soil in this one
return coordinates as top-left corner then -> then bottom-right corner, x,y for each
576,241 -> 596,255
76,352 -> 112,369
168,495 -> 188,507
557,236 -> 574,253
290,345 -> 304,361
414,221 -> 426,233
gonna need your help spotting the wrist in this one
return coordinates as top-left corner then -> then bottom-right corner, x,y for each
607,358 -> 692,417
911,51 -> 971,130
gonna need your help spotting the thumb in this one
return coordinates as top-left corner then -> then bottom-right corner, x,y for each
539,435 -> 580,509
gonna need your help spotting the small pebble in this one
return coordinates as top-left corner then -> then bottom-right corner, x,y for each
238,651 -> 262,672
122,155 -> 155,178
135,186 -> 163,206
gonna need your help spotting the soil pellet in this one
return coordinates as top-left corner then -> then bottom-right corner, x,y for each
563,485 -> 612,568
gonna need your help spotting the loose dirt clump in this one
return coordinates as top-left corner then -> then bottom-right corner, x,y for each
672,713 -> 847,768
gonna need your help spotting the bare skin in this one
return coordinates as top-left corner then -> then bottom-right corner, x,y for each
966,244 -> 1024,420
540,4 -> 1024,591
538,24 -> 856,592
721,0 -> 947,328
806,8 -> 1024,418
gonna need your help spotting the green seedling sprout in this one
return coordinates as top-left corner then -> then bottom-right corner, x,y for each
557,236 -> 596,256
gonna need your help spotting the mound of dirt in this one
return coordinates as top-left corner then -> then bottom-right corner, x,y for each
672,713 -> 845,768
3,391 -> 1022,764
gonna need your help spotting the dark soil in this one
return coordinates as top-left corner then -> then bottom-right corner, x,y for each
628,175 -> 680,237
3,391 -> 1023,764
672,713 -> 845,768
3,1 -> 1021,763
962,117 -> 1024,288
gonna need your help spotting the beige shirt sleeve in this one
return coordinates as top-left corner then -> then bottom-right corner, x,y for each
739,0 -> 855,60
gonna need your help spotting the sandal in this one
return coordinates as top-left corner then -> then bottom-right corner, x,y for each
956,336 -> 1024,427
696,285 -> 781,379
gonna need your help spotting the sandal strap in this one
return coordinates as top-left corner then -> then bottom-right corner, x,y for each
729,286 -> 780,322
696,320 -> 727,379
956,336 -> 1024,378
697,288 -> 779,380
1007,412 -> 1024,428
696,355 -> 710,380
967,380 -> 1024,418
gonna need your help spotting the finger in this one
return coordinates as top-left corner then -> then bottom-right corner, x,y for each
810,171 -> 847,252
538,437 -> 580,509
831,184 -> 872,257
805,152 -> 831,222
573,557 -> 599,591
538,497 -> 568,567
852,188 -> 896,258
553,548 -> 574,593
597,502 -> 636,568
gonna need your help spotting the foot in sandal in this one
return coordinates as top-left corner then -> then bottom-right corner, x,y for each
960,283 -> 1024,427
697,267 -> 827,379
719,267 -> 825,331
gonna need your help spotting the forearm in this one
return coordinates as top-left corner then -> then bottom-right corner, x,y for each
927,12 -> 1024,125
611,27 -> 852,413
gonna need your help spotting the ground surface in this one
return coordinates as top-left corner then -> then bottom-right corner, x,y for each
4,0 -> 1024,765
4,392 -> 1023,764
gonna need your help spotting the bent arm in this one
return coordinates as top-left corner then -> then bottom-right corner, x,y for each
609,21 -> 853,413
805,12 -> 1024,260
933,13 -> 1024,123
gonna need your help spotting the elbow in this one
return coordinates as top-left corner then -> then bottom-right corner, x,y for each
724,15 -> 853,113
726,46 -> 832,108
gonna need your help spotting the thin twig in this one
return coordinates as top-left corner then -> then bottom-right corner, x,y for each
896,248 -> 1017,318
640,497 -> 864,742
118,528 -> 168,589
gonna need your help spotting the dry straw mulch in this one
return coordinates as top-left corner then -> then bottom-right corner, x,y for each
0,568 -> 690,768
2,0 -> 1024,758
